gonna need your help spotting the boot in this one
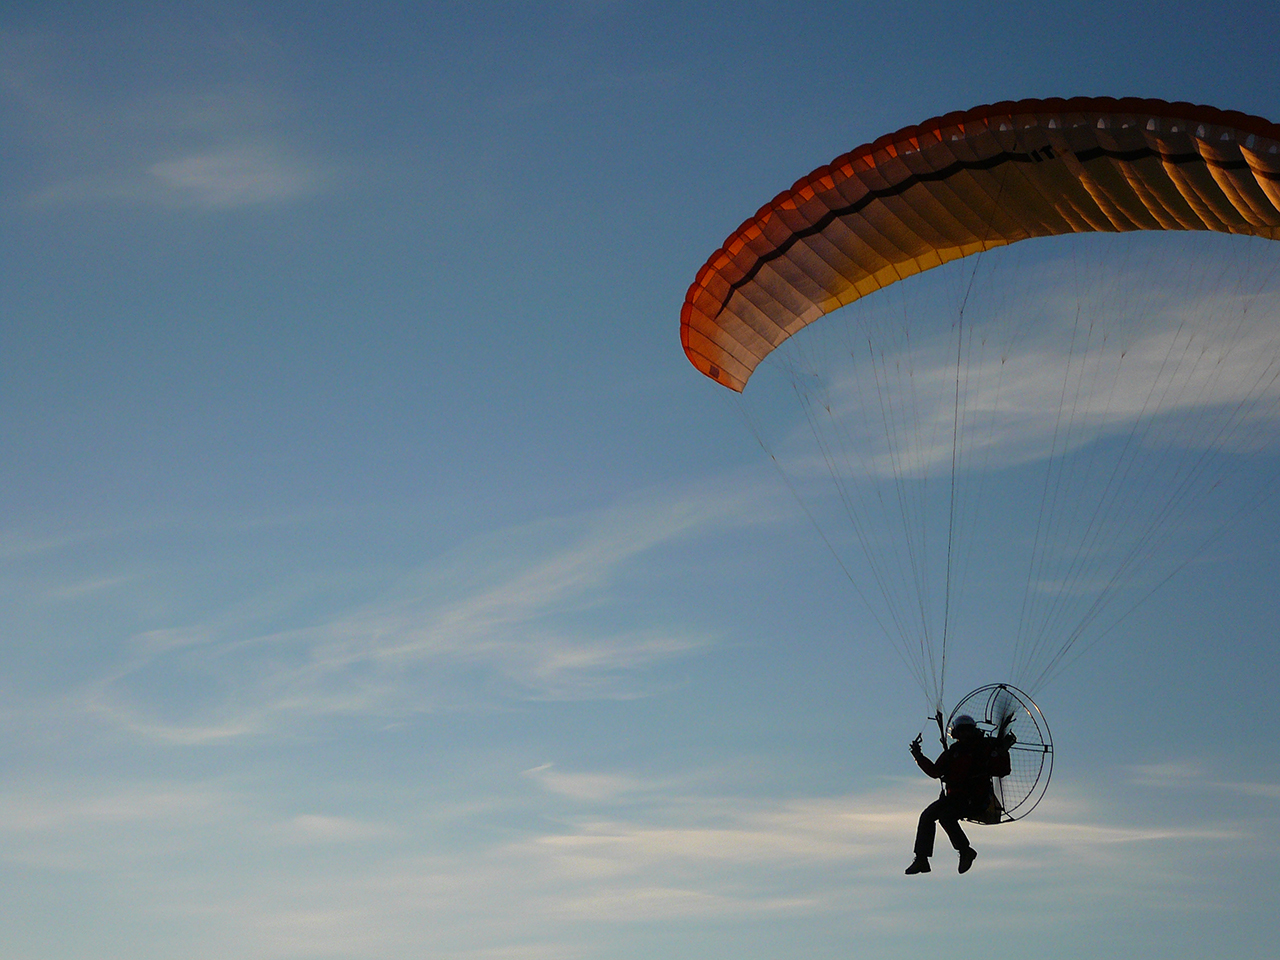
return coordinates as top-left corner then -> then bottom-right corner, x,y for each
904,856 -> 931,875
958,847 -> 977,874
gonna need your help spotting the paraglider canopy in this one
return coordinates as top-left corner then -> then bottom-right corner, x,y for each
683,97 -> 1280,392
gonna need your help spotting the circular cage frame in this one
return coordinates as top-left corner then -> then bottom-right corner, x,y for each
947,683 -> 1053,824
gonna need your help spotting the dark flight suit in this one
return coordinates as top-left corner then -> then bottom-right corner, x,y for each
912,734 -> 1011,856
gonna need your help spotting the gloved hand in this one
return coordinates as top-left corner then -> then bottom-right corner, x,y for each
909,733 -> 924,758
999,732 -> 1016,748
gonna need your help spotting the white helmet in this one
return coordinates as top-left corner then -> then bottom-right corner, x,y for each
949,714 -> 978,737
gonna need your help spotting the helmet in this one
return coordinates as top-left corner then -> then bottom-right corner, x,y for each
949,714 -> 978,738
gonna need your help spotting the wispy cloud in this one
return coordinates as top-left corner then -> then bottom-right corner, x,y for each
1213,780 -> 1280,800
26,121 -> 330,210
72,484 -> 768,742
276,814 -> 397,846
1129,763 -> 1280,801
145,144 -> 324,208
2,27 -> 331,209
769,262 -> 1280,481
0,779 -> 240,873
5,768 -> 1264,958
0,781 -> 227,834
42,573 -> 139,601
523,763 -> 653,802
1128,761 -> 1206,787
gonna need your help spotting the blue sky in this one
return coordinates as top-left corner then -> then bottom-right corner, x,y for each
2,3 -> 1279,958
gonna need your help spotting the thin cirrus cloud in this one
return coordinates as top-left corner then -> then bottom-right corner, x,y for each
146,144 -> 325,208
500,779 -> 1259,933
1130,762 -> 1280,800
2,33 -> 330,210
78,483 -> 767,742
28,134 -> 330,211
819,308 -> 1280,480
522,763 -> 654,802
0,763 -> 1269,956
766,251 -> 1280,482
